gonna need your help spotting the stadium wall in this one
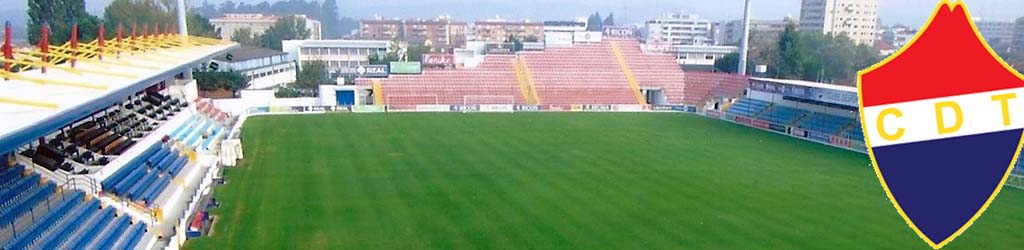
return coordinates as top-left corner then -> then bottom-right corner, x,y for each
232,104 -> 698,115
705,108 -> 867,154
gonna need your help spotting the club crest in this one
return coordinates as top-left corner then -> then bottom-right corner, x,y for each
857,1 -> 1024,248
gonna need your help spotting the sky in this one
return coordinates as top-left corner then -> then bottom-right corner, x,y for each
6,0 -> 1024,31
328,0 -> 1023,26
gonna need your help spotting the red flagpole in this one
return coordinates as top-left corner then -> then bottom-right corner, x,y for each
97,23 -> 106,61
2,22 -> 12,80
39,23 -> 49,74
70,23 -> 78,67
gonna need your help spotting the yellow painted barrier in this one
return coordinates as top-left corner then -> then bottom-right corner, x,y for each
609,41 -> 646,105
511,58 -> 534,104
0,71 -> 108,90
519,57 -> 541,104
372,79 -> 385,106
0,95 -> 59,109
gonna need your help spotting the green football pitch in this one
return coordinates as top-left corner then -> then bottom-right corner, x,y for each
185,113 -> 1024,249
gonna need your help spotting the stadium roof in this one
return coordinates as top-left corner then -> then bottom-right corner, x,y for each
750,77 -> 857,93
214,47 -> 286,62
0,37 -> 236,154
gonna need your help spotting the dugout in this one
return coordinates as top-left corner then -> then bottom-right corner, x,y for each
319,85 -> 373,106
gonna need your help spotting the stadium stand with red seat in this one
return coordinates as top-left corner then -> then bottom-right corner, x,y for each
356,55 -> 524,106
358,39 -> 749,107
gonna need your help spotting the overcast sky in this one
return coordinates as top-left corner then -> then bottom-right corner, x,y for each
48,0 -> 1024,26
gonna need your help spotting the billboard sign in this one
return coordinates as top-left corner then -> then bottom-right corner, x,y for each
415,105 -> 451,112
479,104 -> 514,112
423,54 -> 455,67
544,32 -> 573,46
389,62 -> 423,74
641,41 -> 672,53
355,65 -> 389,78
573,31 -> 603,43
515,105 -> 542,112
603,26 -> 636,38
750,79 -> 858,107
451,105 -> 481,112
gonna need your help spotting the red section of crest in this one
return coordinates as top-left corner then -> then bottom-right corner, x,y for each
861,3 -> 1024,107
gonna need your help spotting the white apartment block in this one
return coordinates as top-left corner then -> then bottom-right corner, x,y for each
643,11 -> 714,45
211,13 -> 323,41
973,18 -> 1016,47
281,40 -> 390,78
799,0 -> 879,45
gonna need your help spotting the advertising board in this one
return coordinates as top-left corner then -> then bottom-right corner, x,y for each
581,105 -> 613,111
423,54 -> 455,68
355,65 -> 389,78
651,105 -> 689,111
603,26 -> 636,38
752,119 -> 771,129
389,62 -> 423,74
613,105 -> 644,112
415,105 -> 452,112
573,31 -> 603,43
451,105 -> 481,112
351,105 -> 386,113
479,104 -> 515,112
515,105 -> 542,112
706,109 -> 722,118
544,32 -> 574,46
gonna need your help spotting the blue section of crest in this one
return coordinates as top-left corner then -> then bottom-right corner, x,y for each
873,129 -> 1022,243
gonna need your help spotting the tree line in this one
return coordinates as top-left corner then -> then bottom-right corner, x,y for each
197,0 -> 358,39
230,16 -> 311,50
27,0 -> 219,45
715,22 -> 881,85
586,12 -> 616,32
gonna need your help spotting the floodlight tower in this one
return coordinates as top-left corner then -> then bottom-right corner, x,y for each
738,0 -> 751,75
176,0 -> 188,35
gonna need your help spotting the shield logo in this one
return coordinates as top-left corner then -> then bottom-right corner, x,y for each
858,1 -> 1024,248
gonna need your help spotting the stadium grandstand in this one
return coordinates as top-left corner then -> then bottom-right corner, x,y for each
706,78 -> 864,152
704,77 -> 1024,188
0,21 -> 237,250
353,38 -> 749,109
21,15 -> 1007,249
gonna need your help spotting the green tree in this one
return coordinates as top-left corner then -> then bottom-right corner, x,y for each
274,86 -> 304,98
776,22 -> 805,79
187,11 -> 221,38
603,13 -> 615,27
369,51 -> 399,65
259,15 -> 310,50
193,67 -> 249,92
28,0 -> 103,45
103,0 -> 173,30
748,36 -> 780,77
230,27 -> 259,47
769,21 -> 881,83
587,12 -> 603,32
524,35 -> 540,43
104,0 -> 218,39
387,39 -> 408,61
507,35 -> 524,52
320,0 -> 341,38
406,43 -> 430,62
293,61 -> 328,95
714,53 -> 740,73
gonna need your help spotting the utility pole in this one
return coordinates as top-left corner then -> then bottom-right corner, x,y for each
738,0 -> 751,75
